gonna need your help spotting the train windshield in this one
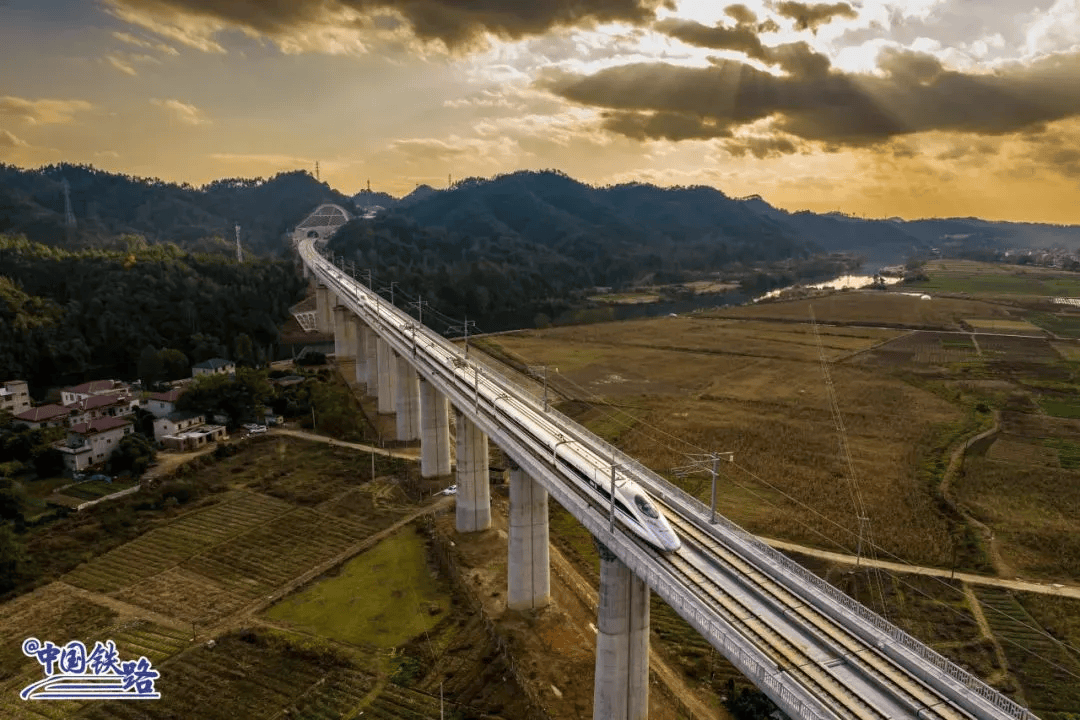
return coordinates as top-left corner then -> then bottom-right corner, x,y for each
633,494 -> 660,519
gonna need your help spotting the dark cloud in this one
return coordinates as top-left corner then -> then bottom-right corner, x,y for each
541,49 -> 1080,150
724,4 -> 758,25
601,110 -> 733,141
656,18 -> 768,61
721,135 -> 798,158
107,0 -> 673,49
657,18 -> 832,76
774,2 -> 857,31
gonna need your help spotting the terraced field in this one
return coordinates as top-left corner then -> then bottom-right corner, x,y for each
63,492 -> 293,594
0,620 -> 190,720
975,587 -> 1080,715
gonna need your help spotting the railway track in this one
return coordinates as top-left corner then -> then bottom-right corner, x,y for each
661,508 -> 973,720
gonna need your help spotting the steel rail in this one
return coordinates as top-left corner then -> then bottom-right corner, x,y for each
299,237 -> 1037,720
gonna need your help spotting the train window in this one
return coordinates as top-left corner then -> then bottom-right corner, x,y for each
634,494 -> 660,519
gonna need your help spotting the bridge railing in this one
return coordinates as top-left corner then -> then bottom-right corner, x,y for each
301,240 -> 1035,720
637,459 -> 1039,720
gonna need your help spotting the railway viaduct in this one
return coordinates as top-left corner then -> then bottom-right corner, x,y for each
292,205 -> 1037,720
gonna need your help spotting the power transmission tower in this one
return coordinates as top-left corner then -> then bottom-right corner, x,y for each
234,224 -> 243,262
315,161 -> 320,182
673,452 -> 734,524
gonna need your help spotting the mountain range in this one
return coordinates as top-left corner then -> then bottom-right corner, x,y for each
3,164 -> 1079,272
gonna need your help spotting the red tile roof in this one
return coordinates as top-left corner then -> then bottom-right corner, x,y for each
149,389 -> 182,403
69,416 -> 132,435
73,394 -> 124,411
14,404 -> 71,422
63,380 -> 120,395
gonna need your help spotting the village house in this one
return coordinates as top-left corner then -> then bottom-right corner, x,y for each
153,411 -> 227,450
55,416 -> 134,472
13,403 -> 72,429
192,358 -> 236,377
146,389 -> 183,418
0,380 -> 31,414
60,379 -> 129,406
67,394 -> 136,427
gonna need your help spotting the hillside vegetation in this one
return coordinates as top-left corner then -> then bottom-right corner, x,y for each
0,236 -> 305,387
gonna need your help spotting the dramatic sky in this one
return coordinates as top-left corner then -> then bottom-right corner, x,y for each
2,0 -> 1080,222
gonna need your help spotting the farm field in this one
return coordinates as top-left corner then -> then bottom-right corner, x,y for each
481,278 -> 1080,715
0,436 -> 540,720
265,525 -> 450,647
908,259 -> 1080,298
704,290 -> 1018,328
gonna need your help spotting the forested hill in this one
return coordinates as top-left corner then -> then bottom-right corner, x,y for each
0,236 -> 305,389
383,170 -> 813,265
0,164 -> 351,256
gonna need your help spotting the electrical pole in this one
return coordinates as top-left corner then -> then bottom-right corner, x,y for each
359,268 -> 372,289
528,365 -> 556,412
379,281 -> 397,307
409,296 -> 429,326
447,316 -> 476,358
674,452 -> 734,524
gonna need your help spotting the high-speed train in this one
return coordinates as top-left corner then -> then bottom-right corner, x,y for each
306,242 -> 681,553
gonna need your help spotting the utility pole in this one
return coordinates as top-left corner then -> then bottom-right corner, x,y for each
528,365 -> 556,412
856,515 -> 870,567
359,268 -> 372,289
674,452 -> 734,524
447,316 -> 476,358
609,459 -> 625,533
408,296 -> 429,326
379,281 -> 398,307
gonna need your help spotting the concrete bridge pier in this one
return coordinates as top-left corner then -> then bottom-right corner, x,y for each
314,285 -> 331,334
332,305 -> 347,360
376,338 -> 397,416
364,325 -> 378,393
454,409 -> 490,532
349,316 -> 366,385
507,462 -> 550,610
395,355 -> 421,441
419,380 -> 451,477
593,542 -> 649,720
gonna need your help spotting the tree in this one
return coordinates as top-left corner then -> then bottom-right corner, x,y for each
158,348 -> 190,381
109,434 -> 156,477
138,344 -> 164,386
234,333 -> 254,367
0,523 -> 28,593
0,478 -> 24,527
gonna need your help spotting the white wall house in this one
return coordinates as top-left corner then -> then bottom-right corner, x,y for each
13,404 -> 72,429
192,358 -> 235,377
146,389 -> 183,418
68,394 -> 135,427
60,380 -> 128,407
153,412 -> 205,441
56,417 -> 134,472
0,380 -> 30,414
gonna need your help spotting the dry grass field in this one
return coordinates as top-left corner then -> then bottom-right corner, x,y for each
910,259 -> 1080,299
489,316 -> 966,568
484,284 -> 1080,713
704,290 -> 1018,328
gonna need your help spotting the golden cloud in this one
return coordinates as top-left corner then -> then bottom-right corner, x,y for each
150,98 -> 210,125
0,96 -> 93,125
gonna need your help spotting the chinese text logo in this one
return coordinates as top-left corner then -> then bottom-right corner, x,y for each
20,638 -> 161,700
